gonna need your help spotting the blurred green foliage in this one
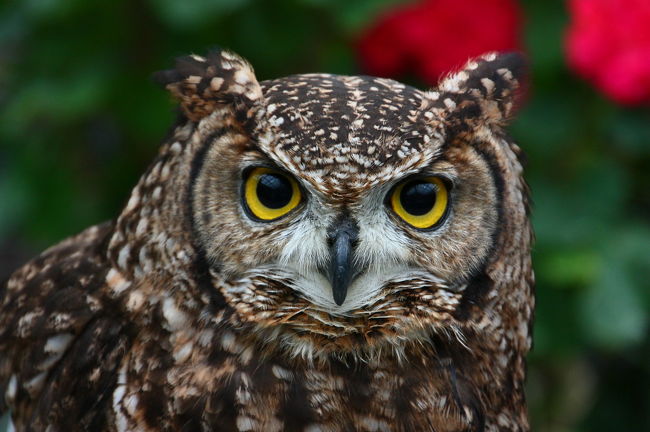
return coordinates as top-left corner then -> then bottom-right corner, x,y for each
0,0 -> 648,431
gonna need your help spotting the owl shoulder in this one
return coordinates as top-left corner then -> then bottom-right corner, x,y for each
0,221 -> 129,429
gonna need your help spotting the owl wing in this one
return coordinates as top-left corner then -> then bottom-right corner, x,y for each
0,222 -> 129,430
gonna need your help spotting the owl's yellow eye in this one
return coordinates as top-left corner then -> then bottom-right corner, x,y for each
389,177 -> 449,229
243,167 -> 302,221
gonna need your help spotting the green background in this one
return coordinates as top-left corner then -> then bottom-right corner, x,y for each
1,0 -> 648,430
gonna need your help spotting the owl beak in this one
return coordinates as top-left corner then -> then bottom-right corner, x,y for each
327,216 -> 359,306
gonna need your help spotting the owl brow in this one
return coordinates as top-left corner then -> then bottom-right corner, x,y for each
237,150 -> 303,182
385,160 -> 459,190
422,163 -> 459,186
238,149 -> 279,168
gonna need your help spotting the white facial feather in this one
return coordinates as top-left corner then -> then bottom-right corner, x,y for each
276,197 -> 333,275
268,187 -> 442,313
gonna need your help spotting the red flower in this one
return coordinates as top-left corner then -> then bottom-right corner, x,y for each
356,0 -> 522,85
566,0 -> 650,105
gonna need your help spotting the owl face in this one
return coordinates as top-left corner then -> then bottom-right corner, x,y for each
158,50 -> 526,355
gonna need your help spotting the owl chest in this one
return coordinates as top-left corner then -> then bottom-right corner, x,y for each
113,328 -> 483,432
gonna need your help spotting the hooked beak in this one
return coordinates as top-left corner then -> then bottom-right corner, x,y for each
327,216 -> 359,306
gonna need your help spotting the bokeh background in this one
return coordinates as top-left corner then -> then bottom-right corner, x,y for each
1,0 -> 649,430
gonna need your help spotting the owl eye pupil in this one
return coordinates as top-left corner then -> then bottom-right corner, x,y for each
400,181 -> 436,215
256,174 -> 293,209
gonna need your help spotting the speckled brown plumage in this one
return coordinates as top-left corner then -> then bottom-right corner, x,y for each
0,49 -> 534,431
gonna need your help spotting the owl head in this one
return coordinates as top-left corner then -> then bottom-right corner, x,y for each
111,49 -> 531,360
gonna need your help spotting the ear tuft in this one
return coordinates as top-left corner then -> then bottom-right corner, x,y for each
154,48 -> 263,122
438,52 -> 528,124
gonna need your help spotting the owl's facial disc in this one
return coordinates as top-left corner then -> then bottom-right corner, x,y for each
179,50 -> 527,353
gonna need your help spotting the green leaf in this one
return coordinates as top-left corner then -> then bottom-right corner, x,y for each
538,249 -> 601,287
309,0 -> 407,32
0,168 -> 30,240
148,0 -> 251,29
1,70 -> 110,136
608,109 -> 650,155
580,263 -> 648,349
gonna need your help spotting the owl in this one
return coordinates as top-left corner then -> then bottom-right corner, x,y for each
0,48 -> 533,432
